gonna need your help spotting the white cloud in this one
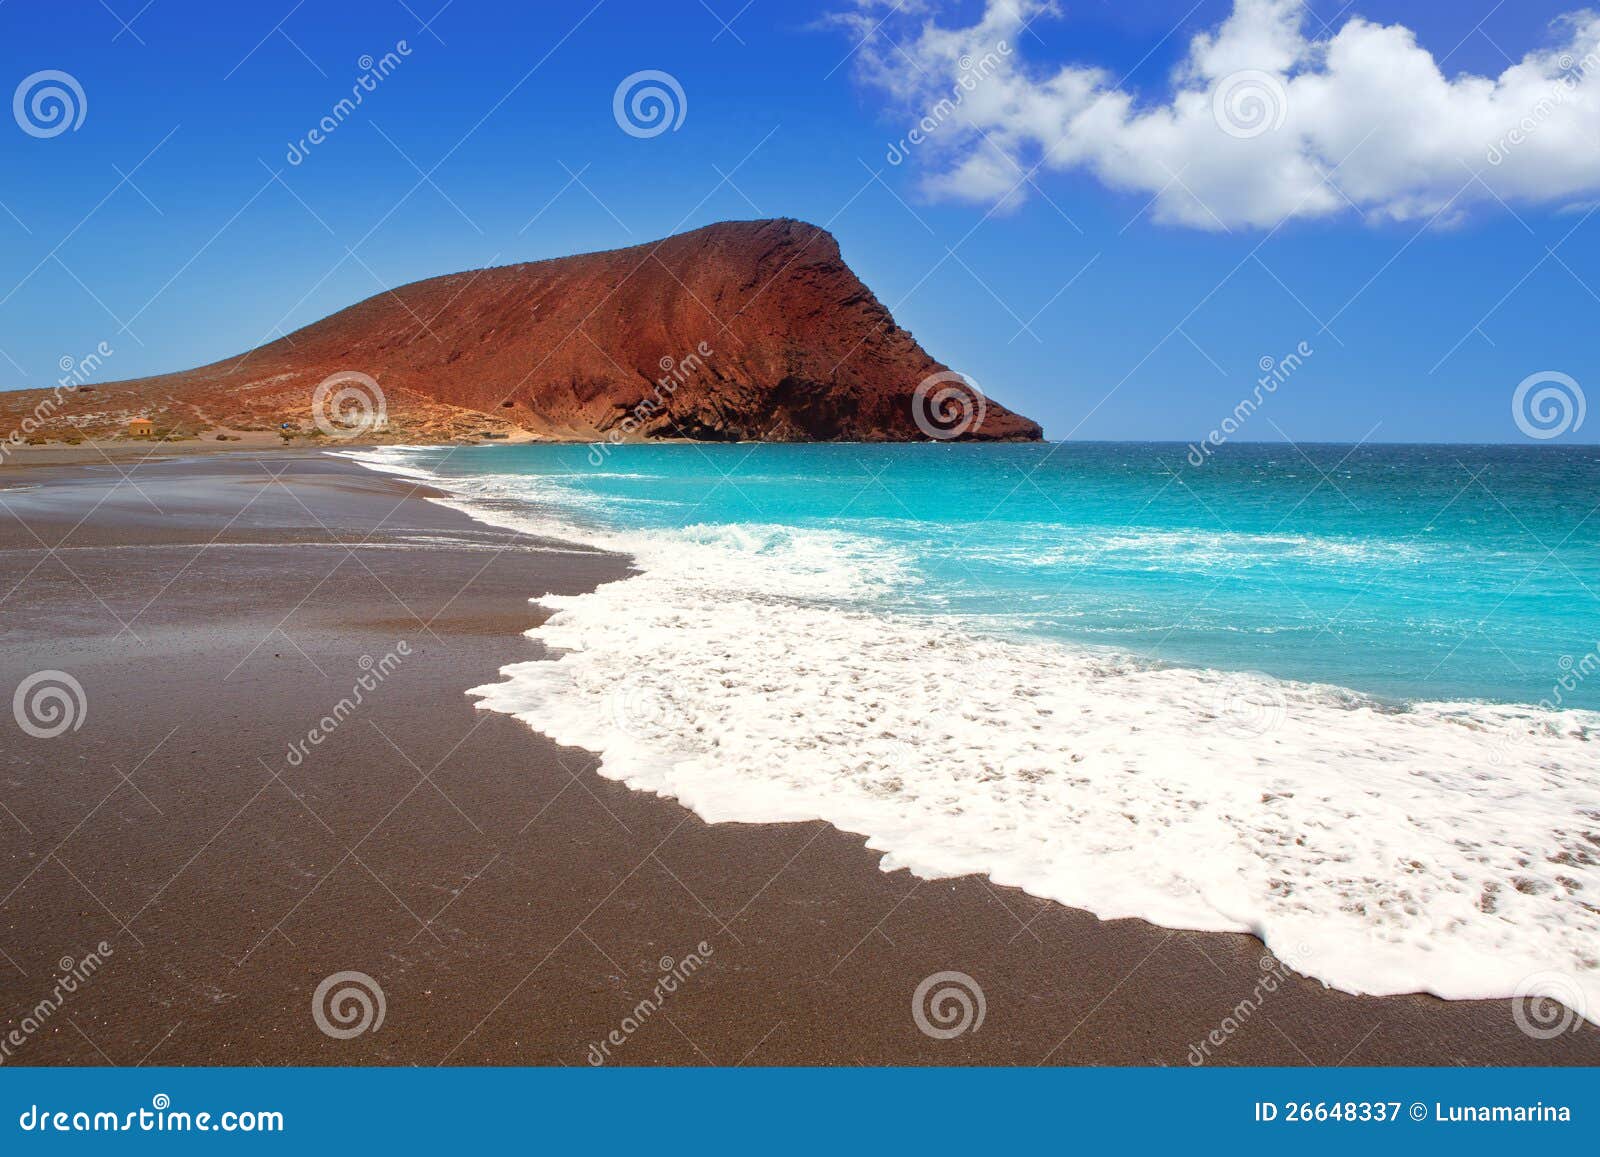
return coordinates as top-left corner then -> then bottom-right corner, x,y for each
846,0 -> 1600,229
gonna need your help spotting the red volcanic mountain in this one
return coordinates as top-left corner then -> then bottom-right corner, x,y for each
1,219 -> 1043,445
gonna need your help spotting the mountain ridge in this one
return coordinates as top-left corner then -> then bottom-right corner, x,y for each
1,219 -> 1044,447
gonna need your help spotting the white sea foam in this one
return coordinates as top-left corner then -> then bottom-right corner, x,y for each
343,447 -> 1600,1020
328,447 -> 441,482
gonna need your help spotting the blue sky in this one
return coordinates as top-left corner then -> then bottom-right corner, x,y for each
0,0 -> 1595,443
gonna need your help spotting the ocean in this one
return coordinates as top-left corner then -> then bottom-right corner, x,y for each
344,441 -> 1600,1020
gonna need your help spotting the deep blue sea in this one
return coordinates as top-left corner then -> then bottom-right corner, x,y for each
347,441 -> 1600,1017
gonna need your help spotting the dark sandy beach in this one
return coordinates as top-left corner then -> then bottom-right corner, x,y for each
0,449 -> 1594,1065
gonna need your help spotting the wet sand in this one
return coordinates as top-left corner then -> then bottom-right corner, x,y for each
0,449 -> 1595,1065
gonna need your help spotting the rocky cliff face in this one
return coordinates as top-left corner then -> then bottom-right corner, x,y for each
1,219 -> 1043,445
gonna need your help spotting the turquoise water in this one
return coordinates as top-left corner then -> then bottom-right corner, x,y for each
350,441 -> 1600,1014
381,441 -> 1600,710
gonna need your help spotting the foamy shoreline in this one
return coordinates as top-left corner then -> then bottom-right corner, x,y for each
336,446 -> 1600,1027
